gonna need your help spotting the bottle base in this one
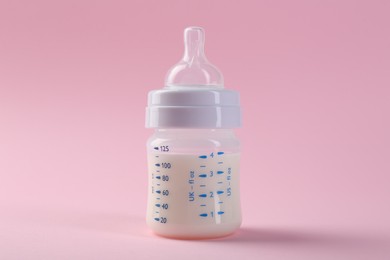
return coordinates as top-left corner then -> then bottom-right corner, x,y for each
152,230 -> 238,240
148,222 -> 241,240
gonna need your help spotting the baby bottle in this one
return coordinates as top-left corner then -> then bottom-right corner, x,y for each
145,26 -> 242,239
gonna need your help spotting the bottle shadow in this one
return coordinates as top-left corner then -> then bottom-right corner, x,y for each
221,227 -> 333,244
208,226 -> 388,251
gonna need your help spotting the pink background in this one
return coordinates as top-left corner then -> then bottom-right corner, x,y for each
1,0 -> 389,259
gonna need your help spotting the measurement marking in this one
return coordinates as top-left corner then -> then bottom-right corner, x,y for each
155,163 -> 160,167
199,174 -> 207,178
217,211 -> 225,215
154,218 -> 160,221
199,213 -> 208,217
154,147 -> 159,150
217,152 -> 224,155
218,162 -> 223,164
156,170 -> 160,172
199,155 -> 207,159
217,181 -> 223,184
218,201 -> 223,204
200,184 -> 206,187
155,155 -> 159,158
217,190 -> 224,195
155,204 -> 161,207
156,190 -> 161,194
155,211 -> 159,213
200,165 -> 206,168
217,171 -> 224,174
156,176 -> 161,179
200,204 -> 207,207
199,194 -> 207,198
156,198 -> 161,200
157,183 -> 160,186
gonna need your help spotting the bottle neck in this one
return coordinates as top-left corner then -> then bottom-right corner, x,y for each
155,128 -> 236,137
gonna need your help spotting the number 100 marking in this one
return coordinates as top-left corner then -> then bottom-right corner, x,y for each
161,163 -> 171,169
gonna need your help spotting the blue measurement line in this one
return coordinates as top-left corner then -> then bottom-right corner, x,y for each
156,190 -> 161,194
200,204 -> 206,206
200,165 -> 206,168
218,162 -> 223,164
155,163 -> 160,167
217,152 -> 224,155
155,211 -> 159,213
218,201 -> 223,204
156,176 -> 161,179
155,204 -> 161,207
199,174 -> 207,178
217,181 -> 223,184
199,194 -> 207,198
217,190 -> 224,195
199,155 -> 207,159
199,213 -> 208,217
156,198 -> 161,200
200,184 -> 206,187
217,211 -> 224,215
217,171 -> 224,174
154,218 -> 160,221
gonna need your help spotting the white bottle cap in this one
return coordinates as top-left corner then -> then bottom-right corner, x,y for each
146,27 -> 241,128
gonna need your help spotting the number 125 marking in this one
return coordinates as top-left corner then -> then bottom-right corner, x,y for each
160,146 -> 169,152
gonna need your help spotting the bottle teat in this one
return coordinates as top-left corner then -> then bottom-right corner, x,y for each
165,27 -> 224,89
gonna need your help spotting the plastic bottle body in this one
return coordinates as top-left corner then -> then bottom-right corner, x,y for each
145,27 -> 242,239
146,129 -> 241,239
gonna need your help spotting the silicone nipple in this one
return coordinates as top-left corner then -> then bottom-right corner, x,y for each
165,27 -> 224,89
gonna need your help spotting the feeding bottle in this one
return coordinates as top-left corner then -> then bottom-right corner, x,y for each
145,26 -> 242,239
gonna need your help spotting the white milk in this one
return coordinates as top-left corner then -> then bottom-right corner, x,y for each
146,152 -> 241,239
